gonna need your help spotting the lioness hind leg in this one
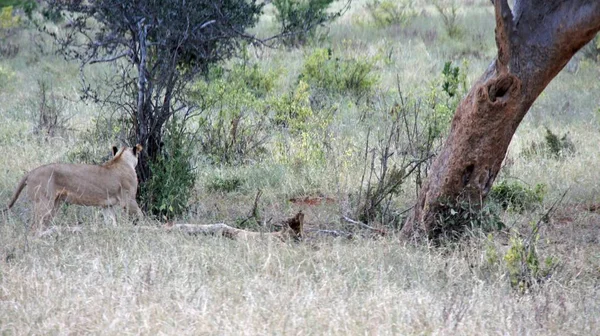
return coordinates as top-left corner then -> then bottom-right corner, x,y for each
32,200 -> 56,232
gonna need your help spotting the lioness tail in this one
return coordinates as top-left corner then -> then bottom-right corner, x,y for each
6,174 -> 27,210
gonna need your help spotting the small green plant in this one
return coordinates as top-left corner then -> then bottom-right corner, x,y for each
271,80 -> 334,167
141,119 -> 196,219
0,63 -> 15,90
504,234 -> 558,293
544,127 -> 575,157
489,181 -> 546,213
441,61 -> 461,98
365,0 -> 415,28
273,0 -> 342,47
423,60 -> 467,140
581,34 -> 600,62
434,0 -> 463,39
521,127 -> 575,158
206,176 -> 244,193
300,48 -> 378,97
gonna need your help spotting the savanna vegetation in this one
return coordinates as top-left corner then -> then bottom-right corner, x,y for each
1,0 -> 600,334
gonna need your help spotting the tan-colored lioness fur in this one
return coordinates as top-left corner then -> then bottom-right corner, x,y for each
5,144 -> 144,232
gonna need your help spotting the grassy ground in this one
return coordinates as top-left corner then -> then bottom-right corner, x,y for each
1,0 -> 600,334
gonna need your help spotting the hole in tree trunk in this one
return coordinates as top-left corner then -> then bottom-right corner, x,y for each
462,164 -> 475,187
488,76 -> 513,102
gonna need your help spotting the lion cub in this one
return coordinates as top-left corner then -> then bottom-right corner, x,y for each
5,145 -> 144,232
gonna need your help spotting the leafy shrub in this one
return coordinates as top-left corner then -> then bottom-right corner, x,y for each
0,6 -> 19,29
273,0 -> 341,47
489,181 -> 546,213
433,199 -> 505,240
270,80 -> 334,167
141,119 -> 196,219
271,80 -> 314,133
504,235 -> 558,293
300,48 -> 378,97
521,127 -> 576,158
190,63 -> 278,164
0,6 -> 20,58
434,0 -> 463,39
206,176 -> 244,193
365,0 -> 415,27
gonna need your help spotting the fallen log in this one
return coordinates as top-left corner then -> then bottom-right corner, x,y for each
166,211 -> 305,242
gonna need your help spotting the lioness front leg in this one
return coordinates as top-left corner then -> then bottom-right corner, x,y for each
101,207 -> 118,226
124,199 -> 143,223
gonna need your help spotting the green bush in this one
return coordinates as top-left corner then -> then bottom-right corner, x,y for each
141,119 -> 196,219
489,181 -> 546,213
504,235 -> 558,293
300,48 -> 378,97
206,176 -> 244,193
433,199 -> 505,240
365,0 -> 415,27
273,0 -> 339,47
0,6 -> 20,58
0,5 -> 19,29
270,80 -> 334,166
189,63 -> 278,164
521,127 -> 576,158
271,80 -> 314,133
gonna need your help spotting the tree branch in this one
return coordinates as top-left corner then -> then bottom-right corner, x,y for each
89,52 -> 130,64
494,0 -> 514,72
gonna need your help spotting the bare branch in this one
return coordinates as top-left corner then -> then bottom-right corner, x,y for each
89,52 -> 130,64
341,216 -> 386,235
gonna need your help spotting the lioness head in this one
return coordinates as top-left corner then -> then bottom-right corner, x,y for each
110,144 -> 143,169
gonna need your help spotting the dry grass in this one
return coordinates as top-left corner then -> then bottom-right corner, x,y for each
1,218 -> 600,335
2,0 -> 600,334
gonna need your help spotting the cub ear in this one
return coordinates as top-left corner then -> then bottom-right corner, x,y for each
134,144 -> 143,156
112,146 -> 119,156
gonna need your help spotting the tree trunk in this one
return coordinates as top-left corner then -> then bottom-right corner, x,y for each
401,0 -> 600,240
135,19 -> 152,184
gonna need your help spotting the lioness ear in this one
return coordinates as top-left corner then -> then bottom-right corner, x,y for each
134,144 -> 143,155
112,146 -> 119,156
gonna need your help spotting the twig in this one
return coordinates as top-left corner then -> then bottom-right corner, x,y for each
251,188 -> 262,219
524,189 -> 569,246
341,216 -> 386,235
305,228 -> 353,239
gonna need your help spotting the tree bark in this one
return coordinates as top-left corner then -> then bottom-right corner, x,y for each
401,0 -> 600,240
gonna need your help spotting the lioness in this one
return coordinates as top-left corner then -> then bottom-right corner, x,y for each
5,144 -> 144,232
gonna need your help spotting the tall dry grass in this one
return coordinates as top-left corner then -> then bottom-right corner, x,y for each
1,0 -> 600,334
1,221 -> 600,335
